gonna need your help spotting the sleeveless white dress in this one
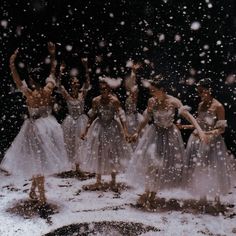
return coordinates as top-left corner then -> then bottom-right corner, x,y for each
62,99 -> 88,165
185,110 -> 232,197
80,102 -> 132,175
128,98 -> 187,192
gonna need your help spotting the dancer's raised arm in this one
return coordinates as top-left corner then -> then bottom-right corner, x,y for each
9,49 -> 32,96
81,57 -> 91,98
47,41 -> 56,76
44,42 -> 57,94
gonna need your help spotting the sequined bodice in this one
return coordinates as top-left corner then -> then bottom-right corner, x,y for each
152,106 -> 175,128
67,99 -> 84,119
197,111 -> 217,131
28,106 -> 52,119
125,97 -> 137,114
97,103 -> 116,123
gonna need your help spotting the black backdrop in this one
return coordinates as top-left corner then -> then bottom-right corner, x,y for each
0,0 -> 236,159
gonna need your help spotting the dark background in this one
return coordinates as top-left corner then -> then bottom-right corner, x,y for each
0,0 -> 236,159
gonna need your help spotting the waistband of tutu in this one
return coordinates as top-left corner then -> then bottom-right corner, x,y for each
69,112 -> 84,119
154,123 -> 173,129
29,113 -> 50,120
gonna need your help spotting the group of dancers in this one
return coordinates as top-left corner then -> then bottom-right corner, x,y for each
0,42 -> 234,211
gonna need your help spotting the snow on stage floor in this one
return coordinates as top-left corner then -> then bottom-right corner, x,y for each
0,172 -> 236,236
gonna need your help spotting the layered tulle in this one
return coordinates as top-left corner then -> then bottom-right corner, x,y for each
128,124 -> 186,192
79,118 -> 132,175
1,115 -> 71,179
62,114 -> 88,164
185,132 -> 232,197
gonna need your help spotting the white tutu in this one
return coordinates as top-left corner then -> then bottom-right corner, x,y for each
185,111 -> 233,197
0,106 -> 71,179
79,103 -> 132,175
128,124 -> 186,192
62,99 -> 88,165
128,102 -> 187,192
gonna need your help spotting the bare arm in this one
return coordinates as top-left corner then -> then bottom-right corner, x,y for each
125,63 -> 141,91
81,98 -> 98,140
205,104 -> 226,137
81,58 -> 91,98
176,99 -> 208,142
43,42 -> 57,94
176,124 -> 194,130
9,49 -> 23,89
48,42 -> 56,76
57,62 -> 72,100
9,49 -> 32,96
60,85 -> 71,100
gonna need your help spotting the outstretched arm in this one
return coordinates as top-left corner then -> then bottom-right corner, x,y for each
44,42 -> 57,94
57,62 -> 71,100
9,49 -> 32,96
125,63 -> 141,91
48,42 -> 56,76
9,49 -> 23,88
81,57 -> 91,98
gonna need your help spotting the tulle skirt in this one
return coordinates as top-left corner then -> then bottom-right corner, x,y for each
185,133 -> 232,197
62,114 -> 88,164
0,116 -> 71,179
128,124 -> 186,192
79,118 -> 132,175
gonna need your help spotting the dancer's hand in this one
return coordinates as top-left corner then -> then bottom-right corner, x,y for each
199,132 -> 210,144
131,132 -> 139,142
175,123 -> 183,129
80,132 -> 87,140
132,63 -> 142,72
81,57 -> 88,67
48,42 -> 56,55
9,49 -> 19,69
124,131 -> 131,142
60,62 -> 66,73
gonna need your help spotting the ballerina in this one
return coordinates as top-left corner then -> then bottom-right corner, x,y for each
184,78 -> 232,203
59,58 -> 91,175
129,77 -> 207,208
125,63 -> 145,150
0,43 -> 71,206
80,80 -> 131,191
